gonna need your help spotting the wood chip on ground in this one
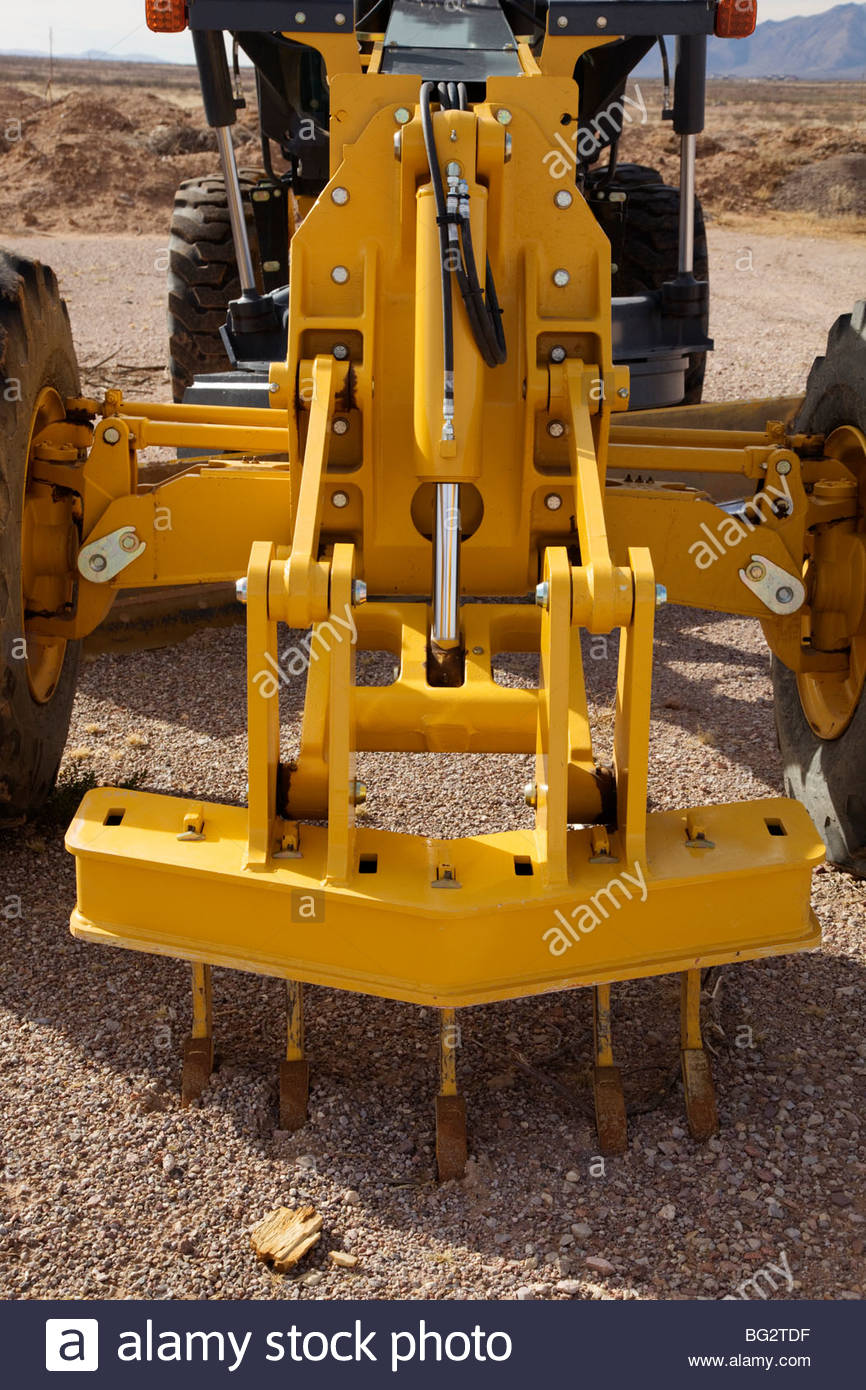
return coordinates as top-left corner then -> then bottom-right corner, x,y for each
250,1205 -> 322,1272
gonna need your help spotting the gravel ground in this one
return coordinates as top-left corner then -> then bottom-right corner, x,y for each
0,230 -> 864,1303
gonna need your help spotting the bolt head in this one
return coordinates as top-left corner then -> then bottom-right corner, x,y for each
776,585 -> 795,605
235,577 -> 248,605
550,346 -> 567,363
617,386 -> 629,399
776,458 -> 792,475
268,380 -> 280,394
332,491 -> 349,509
331,265 -> 349,285
535,581 -> 550,609
747,562 -> 766,582
596,15 -> 608,27
545,493 -> 563,512
332,417 -> 350,436
547,420 -> 565,438
496,108 -> 513,126
88,553 -> 108,572
553,268 -> 570,287
103,426 -> 121,445
332,344 -> 349,360
119,531 -> 139,552
395,107 -> 412,125
335,11 -> 347,23
554,189 -> 573,209
331,186 -> 349,205
556,13 -> 568,26
472,646 -> 484,655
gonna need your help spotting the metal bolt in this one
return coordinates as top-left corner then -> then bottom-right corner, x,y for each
269,381 -> 280,394
545,493 -> 563,512
554,189 -> 573,209
617,386 -> 629,399
332,417 -> 350,435
333,343 -> 349,360
553,268 -> 570,287
472,646 -> 484,655
776,585 -> 795,605
535,581 -> 549,609
331,186 -> 349,205
119,531 -> 139,552
294,11 -> 306,22
332,490 -> 349,509
611,262 -> 619,274
88,553 -> 108,573
496,108 -> 513,125
395,107 -> 412,125
655,584 -> 667,607
103,426 -> 121,445
235,577 -> 248,605
331,265 -> 349,284
450,128 -> 458,143
349,780 -> 367,806
524,782 -> 538,807
547,420 -> 565,438
776,458 -> 792,475
747,562 -> 766,582
352,579 -> 367,605
550,345 -> 567,363
335,11 -> 347,23
556,13 -> 568,26
596,15 -> 608,27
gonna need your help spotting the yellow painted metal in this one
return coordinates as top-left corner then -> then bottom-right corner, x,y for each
286,980 -> 304,1063
614,549 -> 655,869
680,969 -> 703,1052
56,23 -> 852,1026
245,540 -> 278,870
439,1009 -> 458,1098
795,426 -> 866,738
21,387 -> 77,701
190,962 -> 212,1041
593,984 -> 615,1070
67,789 -> 822,1005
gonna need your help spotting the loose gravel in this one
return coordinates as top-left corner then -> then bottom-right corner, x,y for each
0,230 -> 863,1303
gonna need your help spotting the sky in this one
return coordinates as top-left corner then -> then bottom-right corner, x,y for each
2,0 -> 858,61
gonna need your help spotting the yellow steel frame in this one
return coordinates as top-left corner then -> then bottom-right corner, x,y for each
49,22 -> 865,1010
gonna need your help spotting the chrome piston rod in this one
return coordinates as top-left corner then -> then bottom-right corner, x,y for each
215,124 -> 257,296
677,131 -> 697,277
432,482 -> 461,649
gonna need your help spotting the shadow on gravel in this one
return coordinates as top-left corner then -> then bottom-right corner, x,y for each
0,606 -> 863,1300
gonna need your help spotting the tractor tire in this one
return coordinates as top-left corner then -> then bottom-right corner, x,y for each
167,170 -> 264,403
589,163 -> 709,404
771,302 -> 866,877
0,250 -> 81,823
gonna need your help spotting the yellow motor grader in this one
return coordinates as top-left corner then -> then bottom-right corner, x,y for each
2,0 -> 864,1179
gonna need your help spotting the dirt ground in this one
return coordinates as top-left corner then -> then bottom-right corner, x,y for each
0,60 -> 864,1304
0,58 -> 864,236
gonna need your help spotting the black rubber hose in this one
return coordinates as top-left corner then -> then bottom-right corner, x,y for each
420,82 -> 455,419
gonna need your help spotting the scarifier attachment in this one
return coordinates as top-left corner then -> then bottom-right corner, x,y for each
60,15 -> 833,1179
